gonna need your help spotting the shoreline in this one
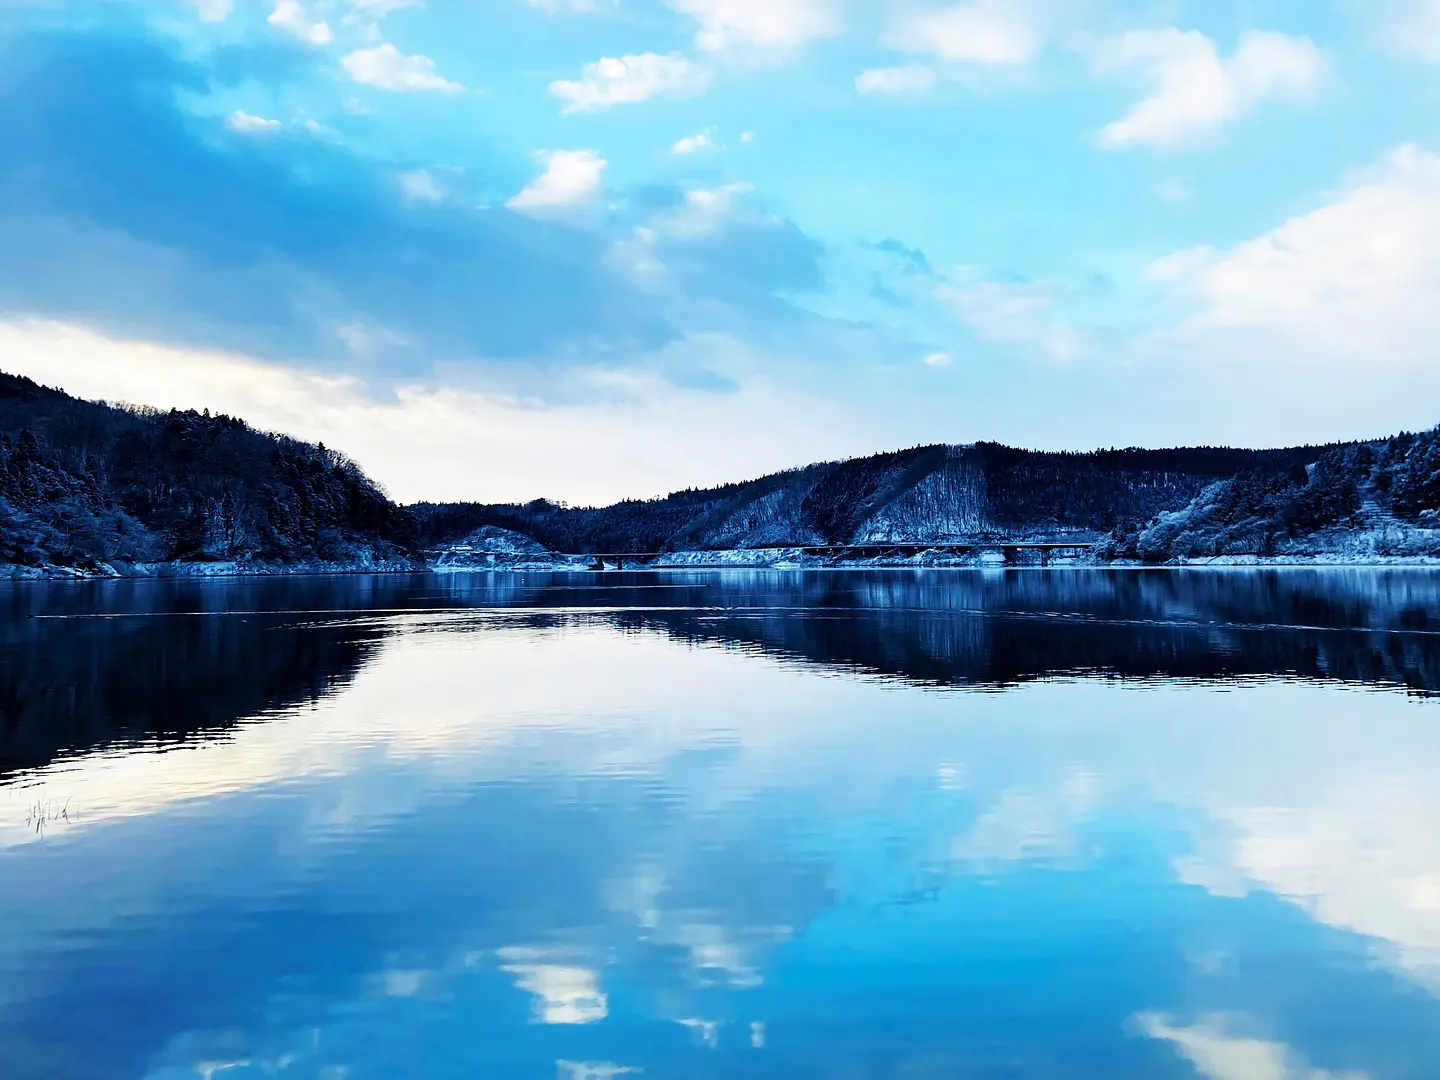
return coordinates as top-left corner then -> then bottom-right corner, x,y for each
5,552 -> 1440,581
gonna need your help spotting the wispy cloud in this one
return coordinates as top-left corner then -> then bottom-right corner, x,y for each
398,168 -> 444,204
526,0 -> 604,11
856,65 -> 937,95
549,53 -> 709,113
346,0 -> 424,19
227,109 -> 281,134
187,0 -> 233,21
666,0 -> 842,53
884,1 -> 1040,65
1368,0 -> 1440,61
936,275 -> 1085,361
341,43 -> 463,92
1098,29 -> 1324,149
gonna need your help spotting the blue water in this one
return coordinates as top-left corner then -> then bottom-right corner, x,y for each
2,569 -> 1440,1079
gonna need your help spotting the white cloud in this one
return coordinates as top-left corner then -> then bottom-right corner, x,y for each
1370,0 -> 1440,61
856,65 -> 938,94
922,351 -> 952,367
936,276 -> 1084,361
739,130 -> 755,144
673,127 -> 718,154
188,0 -> 233,21
1136,1014 -> 1368,1080
340,0 -> 424,37
666,0 -> 842,52
1146,144 -> 1440,360
331,318 -> 414,358
397,168 -> 443,204
1098,29 -> 1324,149
346,0 -> 423,18
227,110 -> 282,135
506,149 -> 607,212
549,53 -> 709,113
267,1 -> 333,45
884,1 -> 1040,65
341,44 -> 463,93
654,182 -> 756,238
609,227 -> 668,286
527,0 -> 602,11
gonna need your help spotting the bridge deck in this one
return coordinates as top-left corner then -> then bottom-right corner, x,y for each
571,541 -> 1097,562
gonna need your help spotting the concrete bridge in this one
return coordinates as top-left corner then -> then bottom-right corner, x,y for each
578,541 -> 1096,569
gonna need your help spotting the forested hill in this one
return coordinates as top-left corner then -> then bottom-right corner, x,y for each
4,369 -> 1437,573
416,431 -> 1440,561
0,372 -> 413,573
413,440 -> 1348,554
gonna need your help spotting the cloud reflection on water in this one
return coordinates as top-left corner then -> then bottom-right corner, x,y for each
2,570 -> 1440,1079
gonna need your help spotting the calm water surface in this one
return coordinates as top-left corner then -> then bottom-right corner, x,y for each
2,568 -> 1440,1079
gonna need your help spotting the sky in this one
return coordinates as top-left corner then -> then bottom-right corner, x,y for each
2,0 -> 1440,505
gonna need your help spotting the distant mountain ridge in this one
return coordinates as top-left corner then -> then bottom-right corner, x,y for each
1,369 -> 1437,574
414,436 -> 1440,562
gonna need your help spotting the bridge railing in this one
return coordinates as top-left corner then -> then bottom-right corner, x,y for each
572,541 -> 1096,568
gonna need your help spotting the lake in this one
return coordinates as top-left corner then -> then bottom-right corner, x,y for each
2,568 -> 1440,1079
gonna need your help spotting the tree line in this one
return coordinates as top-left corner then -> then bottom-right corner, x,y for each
0,372 -> 413,571
4,369 -> 1436,570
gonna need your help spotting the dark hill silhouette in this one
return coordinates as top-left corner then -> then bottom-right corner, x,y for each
0,372 -> 413,572
1,369 -> 1436,571
413,435 -> 1440,561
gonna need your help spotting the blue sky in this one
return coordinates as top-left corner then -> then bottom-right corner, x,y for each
3,0 -> 1440,503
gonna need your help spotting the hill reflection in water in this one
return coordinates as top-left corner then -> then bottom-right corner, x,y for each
4,568 -> 1436,781
594,568 -> 1440,692
2,568 -> 1440,1080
